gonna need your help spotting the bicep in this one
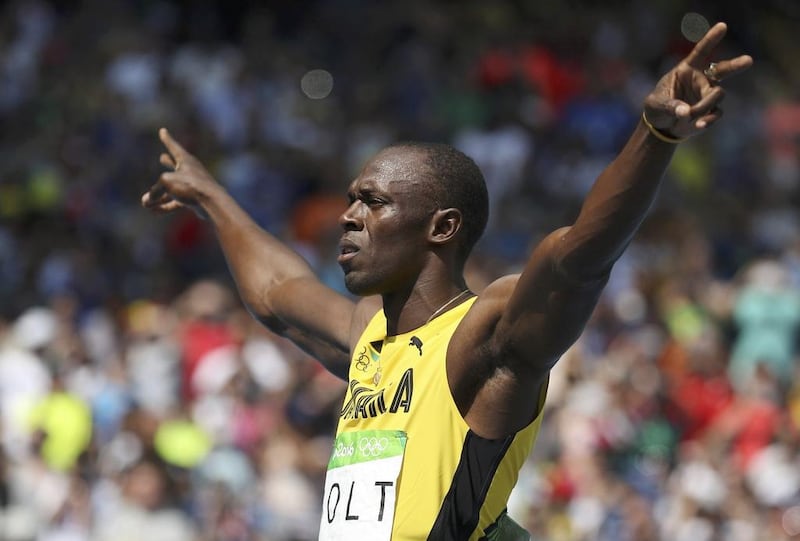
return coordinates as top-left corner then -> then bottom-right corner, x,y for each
448,232 -> 607,437
495,227 -> 609,369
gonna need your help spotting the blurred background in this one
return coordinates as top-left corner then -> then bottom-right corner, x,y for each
1,0 -> 799,539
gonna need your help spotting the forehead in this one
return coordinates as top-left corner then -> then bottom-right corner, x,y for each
348,147 -> 430,194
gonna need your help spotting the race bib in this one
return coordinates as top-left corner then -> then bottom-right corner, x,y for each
318,430 -> 407,540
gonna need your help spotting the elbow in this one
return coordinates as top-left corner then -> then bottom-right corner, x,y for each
556,257 -> 613,289
552,227 -> 619,287
239,274 -> 292,325
250,309 -> 291,337
239,286 -> 284,333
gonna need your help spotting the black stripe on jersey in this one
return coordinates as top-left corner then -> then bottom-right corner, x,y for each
427,430 -> 515,540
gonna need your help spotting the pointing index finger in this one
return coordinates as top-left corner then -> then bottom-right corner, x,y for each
159,128 -> 187,161
685,22 -> 727,69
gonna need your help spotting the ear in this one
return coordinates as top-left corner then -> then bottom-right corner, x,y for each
428,208 -> 462,246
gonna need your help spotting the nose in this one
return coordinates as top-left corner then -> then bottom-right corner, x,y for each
338,200 -> 363,230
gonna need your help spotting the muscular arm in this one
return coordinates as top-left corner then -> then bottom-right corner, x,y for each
208,190 -> 361,374
142,130 -> 368,378
450,125 -> 672,436
449,22 -> 752,438
556,123 -> 674,281
203,187 -> 354,338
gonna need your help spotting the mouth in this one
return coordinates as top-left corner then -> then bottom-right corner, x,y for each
337,239 -> 360,264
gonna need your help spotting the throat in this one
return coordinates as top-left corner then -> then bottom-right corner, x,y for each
382,288 -> 472,335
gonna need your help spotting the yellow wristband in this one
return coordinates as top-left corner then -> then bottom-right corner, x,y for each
642,112 -> 685,144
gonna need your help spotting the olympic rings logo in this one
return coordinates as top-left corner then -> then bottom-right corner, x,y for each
358,436 -> 389,457
354,347 -> 370,372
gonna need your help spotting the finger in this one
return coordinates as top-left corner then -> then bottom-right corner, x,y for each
152,191 -> 175,205
152,200 -> 185,213
159,128 -> 188,161
160,152 -> 177,169
143,182 -> 167,206
685,22 -> 727,68
695,107 -> 723,130
142,191 -> 159,207
142,189 -> 180,209
142,190 -> 165,208
652,98 -> 692,121
688,86 -> 725,118
703,54 -> 754,82
142,171 -> 178,204
159,171 -> 178,183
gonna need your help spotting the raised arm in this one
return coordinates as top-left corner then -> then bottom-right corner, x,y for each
141,129 -> 370,379
450,22 -> 752,437
558,23 -> 752,282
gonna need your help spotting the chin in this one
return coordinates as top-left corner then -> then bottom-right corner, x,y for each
343,272 -> 381,297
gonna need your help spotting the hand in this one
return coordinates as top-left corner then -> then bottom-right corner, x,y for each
643,22 -> 753,139
141,128 -> 216,219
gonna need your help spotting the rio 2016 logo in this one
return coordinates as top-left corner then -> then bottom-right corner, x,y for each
333,441 -> 355,458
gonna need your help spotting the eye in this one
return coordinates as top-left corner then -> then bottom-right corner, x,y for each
366,197 -> 386,208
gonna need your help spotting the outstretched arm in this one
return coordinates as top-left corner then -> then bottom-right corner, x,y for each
142,129 -> 370,379
557,22 -> 752,282
450,22 -> 753,437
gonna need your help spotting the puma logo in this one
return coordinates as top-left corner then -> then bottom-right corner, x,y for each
409,336 -> 423,356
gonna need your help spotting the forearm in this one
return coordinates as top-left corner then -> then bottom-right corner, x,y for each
199,185 -> 317,320
557,118 -> 677,280
147,128 -> 360,360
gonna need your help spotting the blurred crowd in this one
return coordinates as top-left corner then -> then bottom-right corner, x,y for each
1,0 -> 800,539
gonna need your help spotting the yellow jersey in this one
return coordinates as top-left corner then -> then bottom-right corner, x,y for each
321,297 -> 546,540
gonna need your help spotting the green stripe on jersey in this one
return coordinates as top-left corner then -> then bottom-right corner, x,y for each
328,430 -> 407,469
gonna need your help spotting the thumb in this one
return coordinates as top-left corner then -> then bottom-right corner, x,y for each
646,99 -> 691,130
671,101 -> 691,119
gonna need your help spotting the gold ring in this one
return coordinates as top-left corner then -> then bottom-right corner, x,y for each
703,62 -> 720,82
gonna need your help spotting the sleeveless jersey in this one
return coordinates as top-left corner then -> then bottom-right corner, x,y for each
322,297 -> 547,540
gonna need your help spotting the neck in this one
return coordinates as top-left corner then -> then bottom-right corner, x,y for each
425,289 -> 472,325
382,277 -> 469,336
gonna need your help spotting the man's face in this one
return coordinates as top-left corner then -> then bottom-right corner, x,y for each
338,147 -> 436,296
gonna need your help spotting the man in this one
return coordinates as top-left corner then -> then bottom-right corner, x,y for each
142,22 -> 751,541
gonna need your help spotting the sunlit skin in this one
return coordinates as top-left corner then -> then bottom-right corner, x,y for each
141,22 -> 752,441
139,22 -> 752,538
337,147 -> 437,296
336,147 -> 474,339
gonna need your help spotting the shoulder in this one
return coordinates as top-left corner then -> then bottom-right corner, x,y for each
456,274 -> 521,329
447,274 -> 520,370
473,274 -> 521,304
348,295 -> 383,350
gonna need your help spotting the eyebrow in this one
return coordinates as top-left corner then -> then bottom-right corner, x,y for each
346,188 -> 376,203
346,181 -> 386,200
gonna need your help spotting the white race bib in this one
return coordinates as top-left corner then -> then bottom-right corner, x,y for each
318,430 -> 407,540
